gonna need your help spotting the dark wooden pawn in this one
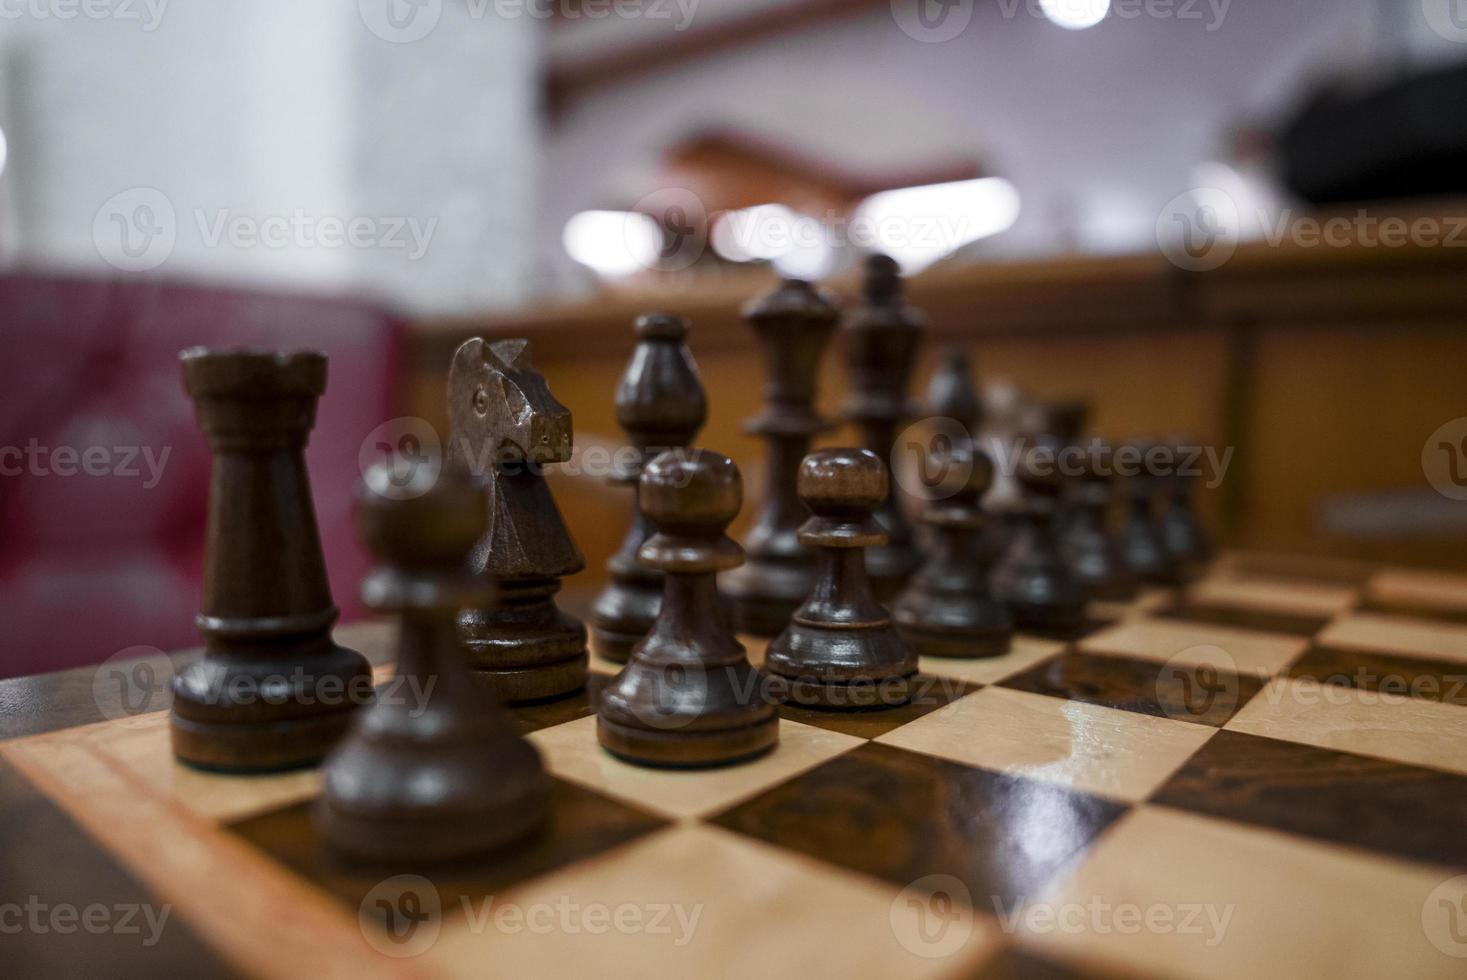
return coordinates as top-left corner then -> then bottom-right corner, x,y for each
591,314 -> 708,662
319,463 -> 549,862
449,338 -> 587,702
842,254 -> 924,601
721,278 -> 839,637
1161,442 -> 1213,574
992,445 -> 1088,632
171,348 -> 371,772
765,449 -> 918,709
893,445 -> 1013,657
598,450 -> 779,767
1060,442 -> 1140,601
1120,443 -> 1182,585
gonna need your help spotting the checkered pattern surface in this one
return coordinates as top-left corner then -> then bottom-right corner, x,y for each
6,552 -> 1467,979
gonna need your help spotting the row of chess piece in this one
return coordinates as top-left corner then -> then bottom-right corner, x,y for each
162,255 -> 1210,866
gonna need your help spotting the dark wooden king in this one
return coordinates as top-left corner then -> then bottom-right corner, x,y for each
172,348 -> 371,772
448,337 -> 587,702
590,314 -> 708,662
842,254 -> 924,601
721,278 -> 839,637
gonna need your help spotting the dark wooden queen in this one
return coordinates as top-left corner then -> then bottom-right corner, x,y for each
721,278 -> 839,637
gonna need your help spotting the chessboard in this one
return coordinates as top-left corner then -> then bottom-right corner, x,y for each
5,550 -> 1467,979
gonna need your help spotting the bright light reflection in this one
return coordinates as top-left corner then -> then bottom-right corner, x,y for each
1039,0 -> 1110,29
711,203 -> 797,262
562,210 -> 661,278
853,177 -> 1020,274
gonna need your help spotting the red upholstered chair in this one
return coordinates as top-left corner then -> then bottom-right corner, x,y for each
0,274 -> 406,679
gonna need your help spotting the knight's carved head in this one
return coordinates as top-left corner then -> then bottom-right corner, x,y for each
448,337 -> 573,470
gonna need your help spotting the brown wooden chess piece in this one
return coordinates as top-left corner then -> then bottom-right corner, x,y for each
992,442 -> 1088,632
721,278 -> 839,637
598,449 -> 779,767
842,254 -> 924,601
171,348 -> 372,772
448,338 -> 587,702
591,314 -> 708,663
925,347 -> 1005,564
1120,442 -> 1181,586
1061,441 -> 1139,601
765,449 -> 918,708
893,444 -> 1013,657
1161,439 -> 1213,574
319,462 -> 549,862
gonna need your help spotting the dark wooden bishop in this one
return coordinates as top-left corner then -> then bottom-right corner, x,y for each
721,278 -> 839,637
1061,442 -> 1140,601
765,449 -> 918,708
598,450 -> 778,767
172,348 -> 371,772
448,337 -> 587,702
842,254 -> 924,601
319,463 -> 549,862
893,445 -> 1013,657
992,444 -> 1088,633
591,314 -> 708,663
1120,442 -> 1181,586
926,346 -> 982,455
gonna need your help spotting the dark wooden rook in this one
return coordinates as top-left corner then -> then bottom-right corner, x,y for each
992,444 -> 1088,632
1162,440 -> 1213,574
1120,443 -> 1182,586
721,278 -> 839,637
598,450 -> 779,768
591,314 -> 708,663
171,348 -> 371,772
448,338 -> 587,702
765,449 -> 918,708
843,254 -> 924,601
893,445 -> 1013,657
319,463 -> 549,862
1061,442 -> 1140,601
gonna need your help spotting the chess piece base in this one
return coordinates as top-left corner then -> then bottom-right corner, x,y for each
895,622 -> 1012,659
766,621 -> 917,710
462,600 -> 588,702
168,642 -> 371,772
597,714 -> 778,769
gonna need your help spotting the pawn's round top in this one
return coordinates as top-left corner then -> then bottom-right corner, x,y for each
633,312 -> 688,342
639,449 -> 742,530
924,445 -> 995,503
742,277 -> 840,324
356,463 -> 485,569
798,448 -> 887,512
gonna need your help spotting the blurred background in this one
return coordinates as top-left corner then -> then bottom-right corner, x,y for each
3,0 -> 1467,676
